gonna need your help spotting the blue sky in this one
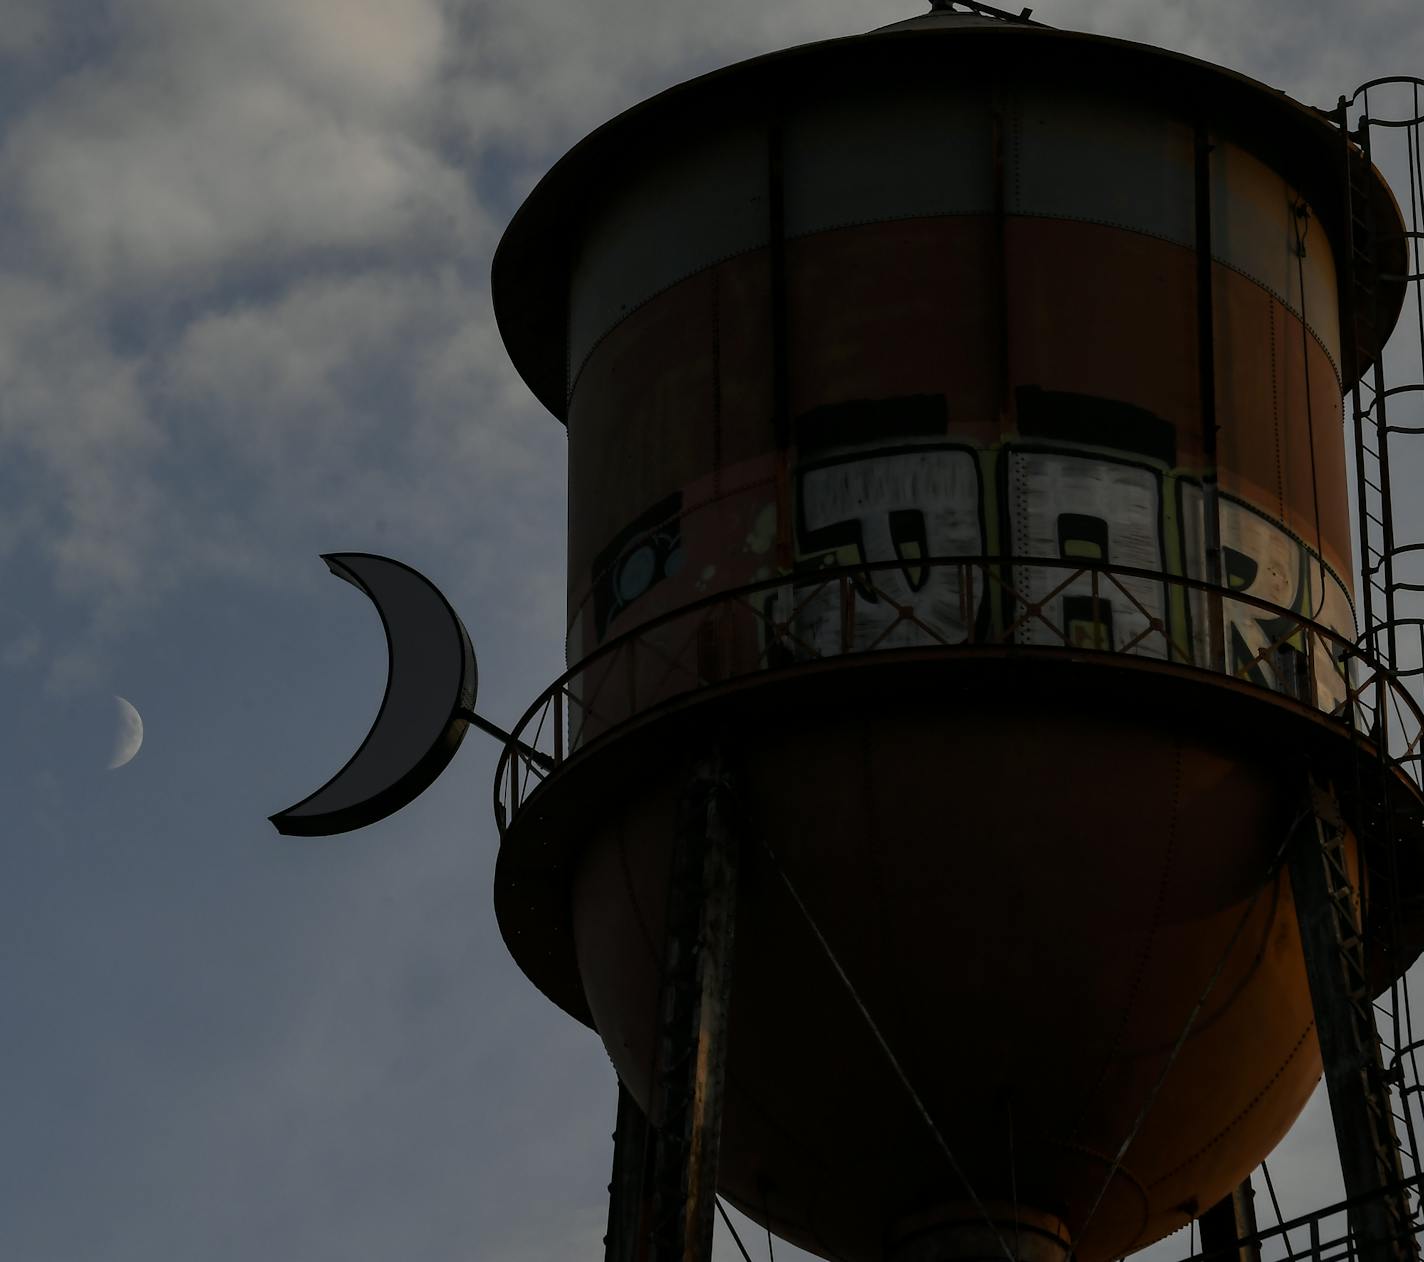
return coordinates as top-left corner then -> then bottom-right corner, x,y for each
2,2 -> 1423,1259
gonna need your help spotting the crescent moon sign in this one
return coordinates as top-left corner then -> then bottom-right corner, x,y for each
270,553 -> 477,837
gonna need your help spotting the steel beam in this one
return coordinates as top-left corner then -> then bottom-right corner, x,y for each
605,1081 -> 653,1262
604,754 -> 739,1262
1198,1180 -> 1261,1262
1289,782 -> 1415,1262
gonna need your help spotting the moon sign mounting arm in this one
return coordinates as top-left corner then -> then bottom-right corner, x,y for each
270,553 -> 480,837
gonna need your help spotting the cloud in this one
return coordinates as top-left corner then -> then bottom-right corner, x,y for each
0,271 -> 161,645
0,0 -> 508,687
441,0 -> 922,165
135,0 -> 448,117
1050,0 -> 1424,106
160,266 -> 563,586
1,3 -> 476,293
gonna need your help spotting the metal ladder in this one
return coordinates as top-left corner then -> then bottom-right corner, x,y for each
1340,94 -> 1398,668
1339,80 -> 1424,703
1334,77 -> 1424,1246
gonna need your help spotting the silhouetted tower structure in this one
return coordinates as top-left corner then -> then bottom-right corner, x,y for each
489,8 -> 1424,1262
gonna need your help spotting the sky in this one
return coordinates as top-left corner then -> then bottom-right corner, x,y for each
2,2 -> 1424,1260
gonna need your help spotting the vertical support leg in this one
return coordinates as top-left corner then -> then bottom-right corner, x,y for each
683,767 -> 737,1262
1289,780 -> 1416,1262
1198,1180 -> 1260,1262
620,752 -> 739,1262
605,1081 -> 653,1262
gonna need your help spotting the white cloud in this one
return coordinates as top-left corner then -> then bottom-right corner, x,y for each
0,0 -> 476,292
163,267 -> 558,535
134,0 -> 448,117
0,273 -> 162,625
4,77 -> 479,291
442,0 -> 923,160
0,0 -> 500,686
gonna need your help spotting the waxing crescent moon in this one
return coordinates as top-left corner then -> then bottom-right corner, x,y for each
270,553 -> 477,837
108,695 -> 144,770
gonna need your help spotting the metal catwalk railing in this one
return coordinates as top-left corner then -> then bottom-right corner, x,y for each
492,555 -> 1424,833
1177,1175 -> 1424,1262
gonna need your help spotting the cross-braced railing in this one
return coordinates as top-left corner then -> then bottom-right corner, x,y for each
493,556 -> 1424,833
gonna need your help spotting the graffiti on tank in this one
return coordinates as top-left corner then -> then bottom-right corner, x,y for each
1174,483 -> 1353,707
779,395 -> 984,654
1007,388 -> 1180,660
793,446 -> 985,652
1007,449 -> 1168,659
775,389 -> 1356,712
577,389 -> 1357,723
590,491 -> 685,640
1216,500 -> 1355,712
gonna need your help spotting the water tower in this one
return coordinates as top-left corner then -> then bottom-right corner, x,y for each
485,4 -> 1424,1260
273,4 -> 1424,1261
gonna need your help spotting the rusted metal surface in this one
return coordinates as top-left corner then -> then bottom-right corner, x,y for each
560,690 -> 1317,1260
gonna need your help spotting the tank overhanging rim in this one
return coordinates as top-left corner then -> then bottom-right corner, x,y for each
490,20 -> 1407,424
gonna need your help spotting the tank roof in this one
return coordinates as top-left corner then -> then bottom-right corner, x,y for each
492,15 -> 1407,423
